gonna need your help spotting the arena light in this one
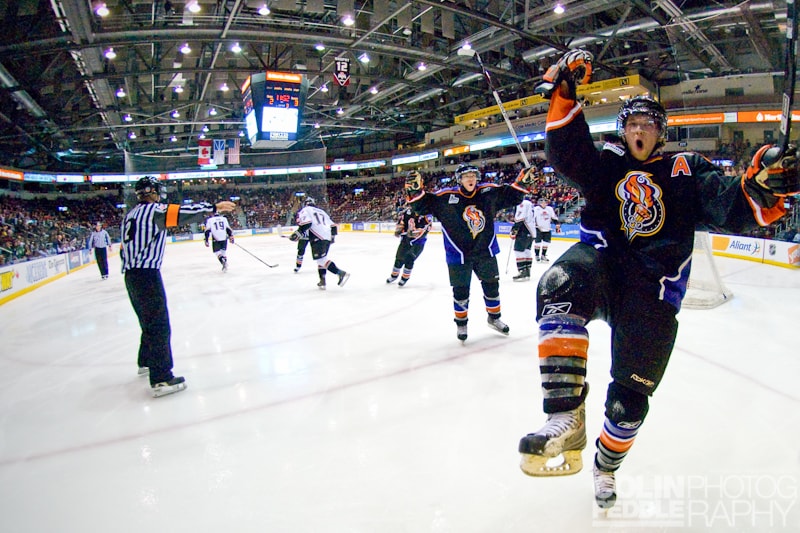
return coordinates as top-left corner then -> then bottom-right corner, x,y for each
94,2 -> 109,17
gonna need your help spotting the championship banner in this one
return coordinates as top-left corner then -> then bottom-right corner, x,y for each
334,56 -> 350,86
213,139 -> 226,165
198,139 -> 212,165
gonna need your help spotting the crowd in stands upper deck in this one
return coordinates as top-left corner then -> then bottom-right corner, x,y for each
0,154 -> 796,266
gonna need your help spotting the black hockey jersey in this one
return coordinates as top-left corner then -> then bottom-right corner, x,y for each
408,183 -> 525,265
397,208 -> 431,245
544,95 -> 785,308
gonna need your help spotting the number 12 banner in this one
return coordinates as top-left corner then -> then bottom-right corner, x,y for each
334,57 -> 350,87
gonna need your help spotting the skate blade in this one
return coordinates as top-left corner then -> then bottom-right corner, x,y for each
152,382 -> 187,398
520,449 -> 583,477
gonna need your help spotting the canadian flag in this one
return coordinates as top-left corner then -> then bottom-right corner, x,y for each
198,139 -> 212,165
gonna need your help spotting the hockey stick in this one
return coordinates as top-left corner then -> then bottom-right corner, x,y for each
505,241 -> 513,274
458,46 -> 531,168
763,0 -> 798,166
233,242 -> 279,268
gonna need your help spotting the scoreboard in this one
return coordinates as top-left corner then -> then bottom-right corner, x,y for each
242,71 -> 308,149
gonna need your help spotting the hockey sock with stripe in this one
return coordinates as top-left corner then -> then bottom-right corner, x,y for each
538,314 -> 589,413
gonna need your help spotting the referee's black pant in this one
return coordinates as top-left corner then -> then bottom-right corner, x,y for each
94,247 -> 109,277
124,268 -> 174,386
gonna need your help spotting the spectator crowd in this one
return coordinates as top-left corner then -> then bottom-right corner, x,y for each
2,157 -> 795,266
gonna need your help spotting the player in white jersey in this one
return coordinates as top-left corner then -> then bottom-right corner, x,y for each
290,197 -> 350,290
510,195 -> 536,281
204,214 -> 234,272
532,197 -> 560,262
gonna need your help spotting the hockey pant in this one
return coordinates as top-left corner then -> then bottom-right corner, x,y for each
535,242 -> 678,470
389,239 -> 425,282
534,231 -> 552,258
513,228 -> 533,272
447,257 -> 502,325
211,239 -> 228,265
310,239 -> 343,281
296,238 -> 309,269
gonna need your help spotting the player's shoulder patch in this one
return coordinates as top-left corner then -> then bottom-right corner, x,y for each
602,142 -> 625,156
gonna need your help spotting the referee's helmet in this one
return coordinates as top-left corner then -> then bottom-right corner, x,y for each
135,176 -> 161,199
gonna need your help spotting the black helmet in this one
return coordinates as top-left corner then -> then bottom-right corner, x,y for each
304,197 -> 315,207
134,176 -> 161,198
455,164 -> 481,182
617,95 -> 667,146
405,170 -> 422,183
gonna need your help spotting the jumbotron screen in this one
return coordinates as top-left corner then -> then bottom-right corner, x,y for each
242,71 -> 308,149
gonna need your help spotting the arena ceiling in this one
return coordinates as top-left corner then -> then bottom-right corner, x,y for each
0,0 -> 793,173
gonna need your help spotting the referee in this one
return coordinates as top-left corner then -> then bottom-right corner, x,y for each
88,221 -> 113,279
121,176 -> 235,398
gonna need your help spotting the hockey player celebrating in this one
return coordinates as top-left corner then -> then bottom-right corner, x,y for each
510,193 -> 536,281
204,213 -> 234,272
517,49 -> 800,509
532,197 -> 560,263
387,184 -> 432,287
405,164 -> 534,341
290,197 -> 350,290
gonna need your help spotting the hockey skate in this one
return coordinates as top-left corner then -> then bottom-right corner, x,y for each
137,366 -> 149,377
221,258 -> 228,272
518,400 -> 587,476
386,276 -> 397,284
513,268 -> 530,282
294,266 -> 301,273
541,256 -> 550,263
337,271 -> 350,287
152,376 -> 187,398
487,316 -> 510,335
398,277 -> 408,287
593,462 -> 617,509
317,279 -> 326,290
456,322 -> 468,342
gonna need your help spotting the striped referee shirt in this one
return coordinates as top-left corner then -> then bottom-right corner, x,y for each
88,229 -> 111,249
121,201 -> 215,272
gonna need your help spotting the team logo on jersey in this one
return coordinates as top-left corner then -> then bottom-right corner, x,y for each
462,205 -> 486,238
615,171 -> 664,241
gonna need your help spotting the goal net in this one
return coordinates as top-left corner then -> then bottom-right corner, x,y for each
682,231 -> 733,310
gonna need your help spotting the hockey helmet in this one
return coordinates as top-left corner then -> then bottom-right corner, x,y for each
405,170 -> 423,190
135,176 -> 161,199
304,197 -> 316,207
617,96 -> 667,146
405,170 -> 422,184
455,164 -> 481,183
